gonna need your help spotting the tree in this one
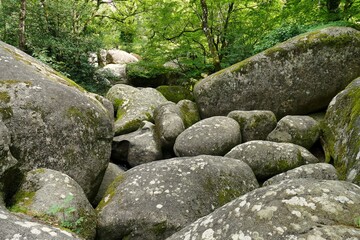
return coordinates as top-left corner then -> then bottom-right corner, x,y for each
18,0 -> 26,50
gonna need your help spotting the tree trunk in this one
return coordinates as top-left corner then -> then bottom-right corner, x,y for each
19,0 -> 26,50
200,0 -> 221,72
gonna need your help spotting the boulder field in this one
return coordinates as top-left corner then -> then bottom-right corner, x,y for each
1,26 -> 360,239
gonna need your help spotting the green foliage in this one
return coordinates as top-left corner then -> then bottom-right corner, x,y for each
355,216 -> 360,227
47,194 -> 84,234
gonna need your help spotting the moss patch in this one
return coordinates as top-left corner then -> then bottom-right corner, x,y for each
156,85 -> 194,103
96,174 -> 125,211
0,107 -> 13,120
0,91 -> 10,103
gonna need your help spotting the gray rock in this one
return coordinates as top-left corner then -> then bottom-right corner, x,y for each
267,115 -> 320,149
0,200 -> 81,239
227,110 -> 277,142
225,140 -> 319,180
96,64 -> 128,84
106,84 -> 168,135
323,77 -> 360,186
167,179 -> 360,240
176,100 -> 200,128
0,119 -> 18,194
194,27 -> 360,118
263,163 -> 338,186
106,49 -> 139,64
93,163 -> 125,207
96,155 -> 259,240
111,121 -> 162,167
9,168 -> 96,240
0,40 -> 114,200
174,116 -> 241,157
154,102 -> 185,148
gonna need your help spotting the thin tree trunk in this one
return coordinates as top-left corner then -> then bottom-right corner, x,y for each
200,0 -> 221,72
19,0 -> 26,50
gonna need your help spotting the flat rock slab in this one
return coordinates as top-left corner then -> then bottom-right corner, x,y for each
167,179 -> 360,240
194,27 -> 360,118
96,155 -> 259,240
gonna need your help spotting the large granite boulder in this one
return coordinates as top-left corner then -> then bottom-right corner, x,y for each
225,141 -> 319,180
9,168 -> 96,239
111,121 -> 162,167
267,115 -> 320,149
322,77 -> 360,185
167,179 -> 360,240
194,27 -> 360,118
263,163 -> 338,186
95,63 -> 128,84
106,49 -> 139,65
96,155 -> 259,240
173,116 -> 241,157
227,110 -> 277,142
0,41 -> 114,200
106,84 -> 168,135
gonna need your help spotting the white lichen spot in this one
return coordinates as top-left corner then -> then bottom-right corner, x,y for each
291,210 -> 302,217
9,233 -> 22,240
251,204 -> 262,212
49,174 -> 54,179
335,196 -> 352,204
322,189 -> 330,193
64,177 -> 70,184
15,221 -> 39,228
31,228 -> 42,235
282,196 -> 316,209
201,228 -> 215,240
230,231 -> 252,240
156,204 -> 163,209
257,206 -> 278,220
290,223 -> 301,230
60,194 -> 66,199
60,229 -> 73,237
150,180 -> 156,185
104,194 -> 110,203
49,231 -> 58,237
275,226 -> 285,234
0,213 -> 8,219
41,227 -> 51,232
200,216 -> 214,227
239,200 -> 247,207
286,189 -> 298,195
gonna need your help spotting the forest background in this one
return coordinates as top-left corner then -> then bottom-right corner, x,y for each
0,0 -> 359,94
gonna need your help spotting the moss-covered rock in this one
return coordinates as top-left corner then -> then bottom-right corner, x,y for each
177,100 -> 201,128
156,85 -> 194,103
96,155 -> 258,240
106,84 -> 168,135
0,40 -> 114,200
322,77 -> 360,186
9,168 -> 96,240
267,115 -> 320,149
225,140 -> 319,181
194,27 -> 360,118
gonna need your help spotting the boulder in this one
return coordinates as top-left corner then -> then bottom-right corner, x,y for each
0,201 -> 81,239
106,49 -> 139,65
263,163 -> 338,186
322,77 -> 360,185
167,179 -> 360,240
95,64 -> 128,84
227,110 -> 277,142
111,121 -> 162,167
267,115 -> 320,149
0,40 -> 114,200
96,155 -> 259,240
154,102 -> 185,148
93,163 -> 125,207
177,100 -> 200,128
98,49 -> 107,67
156,85 -> 195,103
174,116 -> 241,157
9,168 -> 96,239
194,27 -> 360,118
225,140 -> 319,180
106,84 -> 168,135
